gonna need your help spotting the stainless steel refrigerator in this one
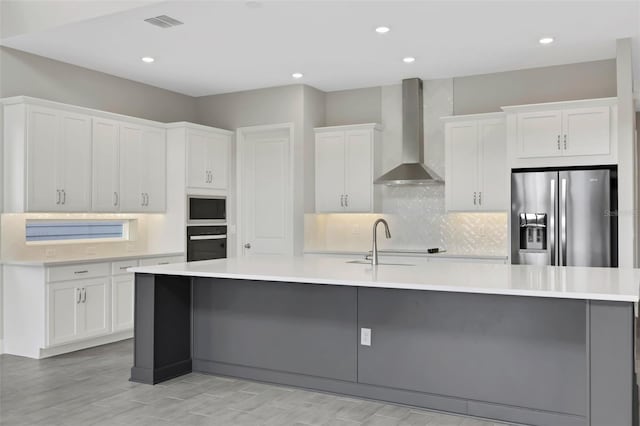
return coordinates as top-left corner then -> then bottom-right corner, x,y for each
511,168 -> 617,267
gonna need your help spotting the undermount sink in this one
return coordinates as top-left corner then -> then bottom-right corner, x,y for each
346,260 -> 415,266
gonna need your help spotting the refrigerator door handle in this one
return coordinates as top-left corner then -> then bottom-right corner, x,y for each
550,178 -> 556,266
560,178 -> 568,266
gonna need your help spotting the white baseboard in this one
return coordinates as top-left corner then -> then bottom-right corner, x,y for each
39,330 -> 133,359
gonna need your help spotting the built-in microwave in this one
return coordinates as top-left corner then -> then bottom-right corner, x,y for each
187,196 -> 226,224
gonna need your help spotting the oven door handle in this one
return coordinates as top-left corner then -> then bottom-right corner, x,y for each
189,235 -> 227,241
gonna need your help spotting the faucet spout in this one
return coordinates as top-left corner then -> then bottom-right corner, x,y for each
372,218 -> 391,266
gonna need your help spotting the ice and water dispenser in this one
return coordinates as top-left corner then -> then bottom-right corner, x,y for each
518,213 -> 547,251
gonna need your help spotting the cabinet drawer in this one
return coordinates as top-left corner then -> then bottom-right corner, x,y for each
139,256 -> 184,266
47,262 -> 110,282
112,259 -> 140,275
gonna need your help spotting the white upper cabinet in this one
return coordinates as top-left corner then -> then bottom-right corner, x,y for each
186,128 -> 231,190
444,114 -> 507,212
92,118 -> 120,212
315,124 -> 381,213
25,106 -> 92,212
3,97 -> 167,213
504,98 -> 616,164
516,110 -> 563,158
119,123 -> 166,212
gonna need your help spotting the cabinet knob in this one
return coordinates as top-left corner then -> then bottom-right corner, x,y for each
473,192 -> 477,205
563,134 -> 567,150
557,135 -> 561,150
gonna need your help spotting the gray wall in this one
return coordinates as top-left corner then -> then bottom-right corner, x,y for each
325,87 -> 381,126
453,59 -> 617,115
0,47 -> 197,123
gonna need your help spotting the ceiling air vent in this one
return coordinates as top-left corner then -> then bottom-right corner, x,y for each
144,15 -> 184,28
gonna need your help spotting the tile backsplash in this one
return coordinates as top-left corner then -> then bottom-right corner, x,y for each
304,184 -> 508,256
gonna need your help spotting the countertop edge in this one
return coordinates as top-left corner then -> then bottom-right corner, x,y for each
1,252 -> 185,267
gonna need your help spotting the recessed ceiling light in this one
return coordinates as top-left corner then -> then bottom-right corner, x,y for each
141,56 -> 155,63
292,72 -> 303,79
539,37 -> 555,45
375,26 -> 390,34
403,57 -> 416,63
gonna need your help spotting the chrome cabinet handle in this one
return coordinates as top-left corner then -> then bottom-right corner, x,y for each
56,190 -> 61,205
205,171 -> 209,183
563,134 -> 567,150
74,270 -> 89,275
61,189 -> 66,205
210,171 -> 213,183
141,193 -> 145,206
557,135 -> 560,150
478,192 -> 482,206
77,288 -> 82,304
340,195 -> 344,207
345,194 -> 349,207
82,288 -> 86,303
113,192 -> 119,207
244,243 -> 251,249
145,193 -> 149,206
473,192 -> 477,205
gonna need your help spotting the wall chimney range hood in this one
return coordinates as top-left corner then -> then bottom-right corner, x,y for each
374,78 -> 443,185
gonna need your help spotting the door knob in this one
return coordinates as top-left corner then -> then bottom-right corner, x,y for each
244,243 -> 251,249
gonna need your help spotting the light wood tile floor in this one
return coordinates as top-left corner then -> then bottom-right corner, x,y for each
4,335 -> 637,426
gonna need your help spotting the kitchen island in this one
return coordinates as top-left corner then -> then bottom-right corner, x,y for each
130,256 -> 639,426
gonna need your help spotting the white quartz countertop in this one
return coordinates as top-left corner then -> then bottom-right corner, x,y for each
130,255 -> 640,303
1,252 -> 184,266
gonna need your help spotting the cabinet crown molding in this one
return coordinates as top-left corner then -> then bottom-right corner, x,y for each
441,112 -> 505,122
500,97 -> 617,114
314,123 -> 383,132
165,121 -> 234,134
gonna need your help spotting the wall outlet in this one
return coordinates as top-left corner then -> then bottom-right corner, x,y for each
360,328 -> 372,346
45,248 -> 57,258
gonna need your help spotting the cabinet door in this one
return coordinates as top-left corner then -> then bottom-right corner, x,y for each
186,130 -> 209,189
344,130 -> 372,212
445,122 -> 479,211
112,275 -> 134,332
562,107 -> 610,156
516,111 -> 563,158
26,106 -> 60,211
208,133 -> 230,190
140,126 -> 166,212
78,278 -> 110,338
119,124 -> 144,211
92,119 -> 120,212
315,132 -> 345,212
58,112 -> 92,212
478,120 -> 507,211
48,281 -> 80,346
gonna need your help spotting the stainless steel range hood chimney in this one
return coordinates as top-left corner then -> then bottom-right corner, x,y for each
374,78 -> 443,185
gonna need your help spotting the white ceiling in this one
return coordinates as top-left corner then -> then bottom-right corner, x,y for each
1,1 -> 639,97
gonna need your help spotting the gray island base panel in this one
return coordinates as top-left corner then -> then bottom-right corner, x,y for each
130,274 -> 638,426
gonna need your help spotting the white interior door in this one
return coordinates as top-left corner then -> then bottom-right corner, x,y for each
240,126 -> 292,256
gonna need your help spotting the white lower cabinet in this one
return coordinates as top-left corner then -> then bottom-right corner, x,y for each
3,254 -> 182,358
48,277 -> 110,346
112,274 -> 134,332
